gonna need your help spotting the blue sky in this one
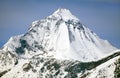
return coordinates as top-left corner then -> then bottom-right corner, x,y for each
0,0 -> 120,48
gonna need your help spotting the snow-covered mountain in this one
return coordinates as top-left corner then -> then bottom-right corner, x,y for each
0,8 -> 120,78
2,8 -> 117,62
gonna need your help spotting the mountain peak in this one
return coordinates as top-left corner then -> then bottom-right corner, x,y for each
53,8 -> 79,21
54,8 -> 71,14
3,8 -> 117,62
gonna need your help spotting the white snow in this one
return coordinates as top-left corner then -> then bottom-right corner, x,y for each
84,56 -> 120,78
0,50 -> 17,73
53,8 -> 79,21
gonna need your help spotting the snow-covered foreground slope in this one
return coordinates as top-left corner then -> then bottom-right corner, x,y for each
1,49 -> 120,78
0,49 -> 18,77
80,55 -> 120,78
3,8 -> 117,62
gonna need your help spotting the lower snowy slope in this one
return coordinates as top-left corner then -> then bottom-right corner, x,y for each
0,49 -> 18,77
80,55 -> 120,78
0,50 -> 120,78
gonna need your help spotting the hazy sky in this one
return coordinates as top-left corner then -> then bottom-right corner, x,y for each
0,0 -> 120,48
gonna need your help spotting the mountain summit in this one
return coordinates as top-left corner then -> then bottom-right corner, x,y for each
3,8 -> 117,61
53,8 -> 79,21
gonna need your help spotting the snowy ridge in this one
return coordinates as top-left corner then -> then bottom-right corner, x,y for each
80,56 -> 120,78
3,8 -> 117,62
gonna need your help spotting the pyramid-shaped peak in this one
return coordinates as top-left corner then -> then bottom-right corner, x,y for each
54,8 -> 71,14
53,8 -> 79,21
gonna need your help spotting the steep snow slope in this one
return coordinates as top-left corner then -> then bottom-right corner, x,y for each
3,8 -> 117,61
